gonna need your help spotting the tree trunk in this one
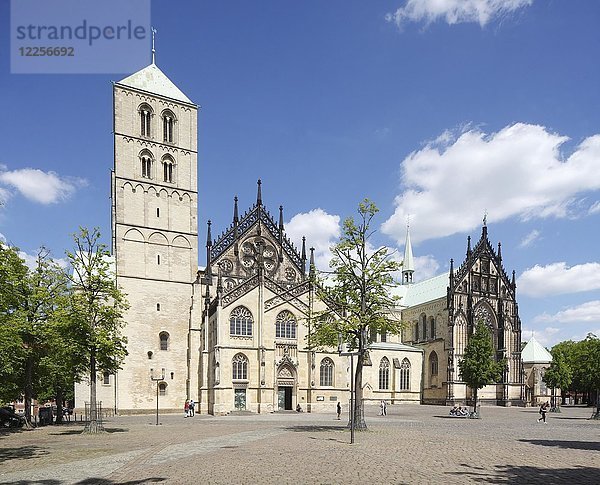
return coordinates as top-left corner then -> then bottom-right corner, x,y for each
55,386 -> 63,425
473,388 -> 478,417
24,354 -> 34,428
353,353 -> 366,429
84,352 -> 101,433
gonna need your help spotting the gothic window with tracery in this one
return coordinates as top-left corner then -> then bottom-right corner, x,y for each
320,358 -> 334,387
230,306 -> 253,336
276,310 -> 296,339
232,353 -> 248,380
430,351 -> 438,376
139,104 -> 152,137
379,357 -> 390,390
399,358 -> 411,391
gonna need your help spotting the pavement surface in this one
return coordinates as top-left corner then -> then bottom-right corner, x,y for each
1,404 -> 599,484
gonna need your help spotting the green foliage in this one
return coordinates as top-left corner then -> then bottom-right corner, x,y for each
543,348 -> 572,392
551,335 -> 600,394
311,199 -> 403,350
459,321 -> 505,401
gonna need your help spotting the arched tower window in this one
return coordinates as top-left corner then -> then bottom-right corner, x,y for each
399,358 -> 411,391
276,310 -> 296,339
158,382 -> 167,396
379,357 -> 390,390
140,150 -> 154,179
430,351 -> 438,376
162,110 -> 176,143
320,358 -> 334,387
162,155 -> 175,183
229,306 -> 253,336
139,103 -> 152,137
232,353 -> 249,380
159,331 -> 169,351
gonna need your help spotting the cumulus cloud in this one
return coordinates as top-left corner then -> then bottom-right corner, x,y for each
413,255 -> 440,281
518,262 -> 600,297
589,201 -> 600,215
17,250 -> 69,271
0,168 -> 87,204
386,0 -> 533,28
535,300 -> 600,324
522,326 -> 560,347
285,209 -> 341,271
382,124 -> 600,245
519,229 -> 541,248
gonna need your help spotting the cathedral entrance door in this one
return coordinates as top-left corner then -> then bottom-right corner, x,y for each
234,389 -> 246,410
278,387 -> 293,410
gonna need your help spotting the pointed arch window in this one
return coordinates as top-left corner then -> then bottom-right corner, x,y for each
159,331 -> 169,351
276,310 -> 296,339
232,353 -> 249,380
139,104 -> 152,137
162,155 -> 175,183
421,314 -> 427,341
430,351 -> 438,376
379,357 -> 390,390
162,110 -> 176,143
399,358 -> 411,391
230,306 -> 253,336
429,316 -> 436,340
320,358 -> 334,387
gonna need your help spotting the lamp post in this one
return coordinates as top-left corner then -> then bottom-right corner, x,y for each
338,333 -> 360,444
150,368 -> 165,426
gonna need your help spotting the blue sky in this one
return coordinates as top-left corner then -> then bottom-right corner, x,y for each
1,0 -> 599,348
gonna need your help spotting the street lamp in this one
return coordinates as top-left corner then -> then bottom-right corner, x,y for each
338,333 -> 360,444
150,368 -> 165,426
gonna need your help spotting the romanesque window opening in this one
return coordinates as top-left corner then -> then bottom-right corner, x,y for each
139,104 -> 152,137
159,332 -> 169,351
421,314 -> 427,341
230,306 -> 253,336
162,157 -> 174,183
156,303 -> 160,311
141,155 -> 153,179
232,353 -> 249,380
156,208 -> 160,218
320,358 -> 334,387
429,316 -> 435,339
275,310 -> 296,339
103,372 -> 110,385
381,331 -> 387,343
399,358 -> 411,391
379,357 -> 390,390
162,111 -> 175,143
157,254 -> 160,265
430,351 -> 438,376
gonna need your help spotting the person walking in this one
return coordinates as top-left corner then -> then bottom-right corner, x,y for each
382,400 -> 387,416
184,400 -> 189,418
336,402 -> 341,420
189,399 -> 195,417
537,401 -> 549,424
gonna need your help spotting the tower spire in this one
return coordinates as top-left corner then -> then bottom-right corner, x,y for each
402,221 -> 415,285
233,196 -> 239,256
151,27 -> 157,64
256,179 -> 262,206
205,220 -> 213,284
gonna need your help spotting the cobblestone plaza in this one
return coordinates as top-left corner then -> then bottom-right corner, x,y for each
1,405 -> 599,484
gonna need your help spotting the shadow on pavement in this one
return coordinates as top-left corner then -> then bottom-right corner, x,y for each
48,427 -> 128,436
446,464 -> 600,484
0,445 -> 49,462
519,439 -> 600,451
6,479 -> 166,485
284,425 -> 347,432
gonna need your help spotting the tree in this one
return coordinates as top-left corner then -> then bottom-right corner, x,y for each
66,228 -> 128,433
311,199 -> 402,429
0,242 -> 29,404
543,348 -> 572,412
575,334 -> 600,419
458,321 -> 505,417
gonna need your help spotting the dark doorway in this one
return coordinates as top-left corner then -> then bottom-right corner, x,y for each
278,387 -> 293,410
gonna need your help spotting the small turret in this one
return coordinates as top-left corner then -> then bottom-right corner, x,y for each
497,241 -> 502,262
309,247 -> 316,279
256,179 -> 262,206
466,235 -> 472,259
278,205 -> 284,262
233,196 -> 239,256
301,236 -> 307,276
205,220 -> 213,284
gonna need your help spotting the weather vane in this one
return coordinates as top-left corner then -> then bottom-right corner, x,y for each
151,27 -> 157,64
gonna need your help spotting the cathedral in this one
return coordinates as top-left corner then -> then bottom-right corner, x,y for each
75,60 -> 524,414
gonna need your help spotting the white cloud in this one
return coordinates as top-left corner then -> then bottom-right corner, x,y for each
16,250 -> 68,271
517,262 -> 600,297
0,168 -> 87,204
519,229 -> 541,248
285,209 -> 341,271
0,186 -> 10,205
413,254 -> 440,281
382,124 -> 600,245
0,232 -> 6,243
386,0 -> 533,28
589,201 -> 600,214
535,300 -> 600,324
522,326 -> 561,347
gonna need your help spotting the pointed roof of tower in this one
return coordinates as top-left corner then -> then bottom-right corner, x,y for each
117,63 -> 193,104
403,224 -> 415,275
522,336 -> 553,364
